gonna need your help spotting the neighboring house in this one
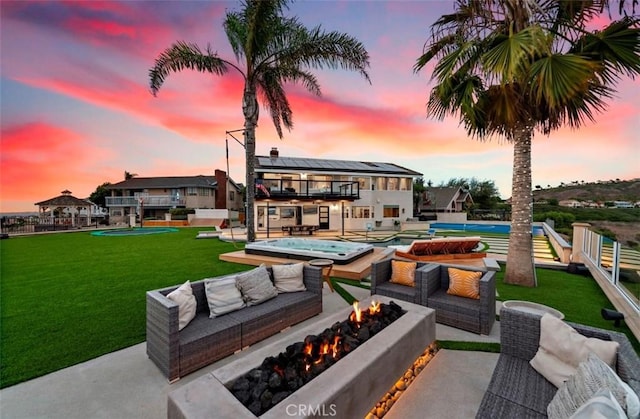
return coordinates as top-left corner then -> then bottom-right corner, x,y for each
612,201 -> 634,208
104,170 -> 242,224
559,199 -> 583,208
253,148 -> 422,232
418,187 -> 473,214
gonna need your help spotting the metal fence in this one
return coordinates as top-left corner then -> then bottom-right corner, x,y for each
1,216 -> 103,235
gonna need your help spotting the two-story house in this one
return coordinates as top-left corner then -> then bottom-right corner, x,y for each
105,170 -> 242,224
253,148 -> 422,233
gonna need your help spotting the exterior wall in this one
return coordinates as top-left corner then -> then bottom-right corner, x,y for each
254,173 -> 415,232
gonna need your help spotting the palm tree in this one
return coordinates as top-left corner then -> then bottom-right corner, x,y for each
415,1 -> 639,286
149,0 -> 370,242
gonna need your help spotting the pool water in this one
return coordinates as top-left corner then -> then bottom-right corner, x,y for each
91,227 -> 178,236
429,223 -> 545,236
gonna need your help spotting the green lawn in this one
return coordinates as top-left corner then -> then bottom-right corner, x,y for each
1,228 -> 638,389
0,228 -> 250,388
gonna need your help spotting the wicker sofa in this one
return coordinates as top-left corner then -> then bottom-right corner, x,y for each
476,307 -> 640,418
146,265 -> 323,382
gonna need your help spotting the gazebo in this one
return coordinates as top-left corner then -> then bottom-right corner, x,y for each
35,190 -> 92,227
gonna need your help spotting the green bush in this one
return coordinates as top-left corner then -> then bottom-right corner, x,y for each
534,211 -> 576,229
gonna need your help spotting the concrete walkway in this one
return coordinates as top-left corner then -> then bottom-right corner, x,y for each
0,283 -> 500,419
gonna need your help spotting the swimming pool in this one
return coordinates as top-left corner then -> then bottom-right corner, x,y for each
91,227 -> 178,236
244,238 -> 374,264
429,223 -> 545,236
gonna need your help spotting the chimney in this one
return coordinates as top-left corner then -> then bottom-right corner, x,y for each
269,147 -> 279,159
215,169 -> 227,209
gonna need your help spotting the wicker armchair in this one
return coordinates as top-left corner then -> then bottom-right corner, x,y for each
422,263 -> 496,335
476,307 -> 640,418
369,258 -> 430,305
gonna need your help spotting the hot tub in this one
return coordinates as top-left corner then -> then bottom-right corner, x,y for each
244,238 -> 374,265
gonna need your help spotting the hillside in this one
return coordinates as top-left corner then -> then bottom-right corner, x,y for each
533,179 -> 640,203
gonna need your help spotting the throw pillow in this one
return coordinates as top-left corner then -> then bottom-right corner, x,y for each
569,389 -> 627,419
166,280 -> 197,330
389,260 -> 417,287
548,353 -> 628,419
272,263 -> 306,293
204,275 -> 246,318
236,265 -> 278,306
530,314 -> 619,388
446,267 -> 482,299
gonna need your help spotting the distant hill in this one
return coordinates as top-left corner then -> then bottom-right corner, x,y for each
533,179 -> 640,203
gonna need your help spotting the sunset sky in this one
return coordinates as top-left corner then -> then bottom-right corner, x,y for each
1,1 -> 639,214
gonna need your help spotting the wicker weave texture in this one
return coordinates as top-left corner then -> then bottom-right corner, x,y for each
475,307 -> 640,418
146,265 -> 323,381
370,258 -> 429,305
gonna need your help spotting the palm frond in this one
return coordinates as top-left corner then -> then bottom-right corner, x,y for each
482,25 -> 549,81
149,42 -> 229,95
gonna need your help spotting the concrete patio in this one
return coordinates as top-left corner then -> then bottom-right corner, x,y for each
0,282 -> 500,419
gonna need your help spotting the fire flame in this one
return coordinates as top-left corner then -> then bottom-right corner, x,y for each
369,300 -> 381,315
350,301 -> 362,323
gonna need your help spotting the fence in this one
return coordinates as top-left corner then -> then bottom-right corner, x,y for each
1,216 -> 101,235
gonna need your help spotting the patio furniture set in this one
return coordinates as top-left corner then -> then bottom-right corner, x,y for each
146,253 -> 640,418
370,258 -> 496,335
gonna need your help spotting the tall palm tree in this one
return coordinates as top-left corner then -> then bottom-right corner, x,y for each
415,1 -> 639,286
149,0 -> 370,242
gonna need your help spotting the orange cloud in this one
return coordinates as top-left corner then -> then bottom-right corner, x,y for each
1,123 -> 115,212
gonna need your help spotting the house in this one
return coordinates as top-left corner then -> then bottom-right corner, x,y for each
559,199 -> 583,208
104,170 -> 242,224
418,186 -> 473,214
253,148 -> 422,232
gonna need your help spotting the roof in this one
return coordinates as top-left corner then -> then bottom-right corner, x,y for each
255,156 -> 422,176
35,194 -> 91,207
422,187 -> 473,211
105,176 -> 218,190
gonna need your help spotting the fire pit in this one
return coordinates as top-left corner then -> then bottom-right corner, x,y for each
168,295 -> 435,419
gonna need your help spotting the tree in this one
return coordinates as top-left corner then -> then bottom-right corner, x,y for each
89,182 -> 111,208
440,177 -> 501,209
149,0 -> 370,242
415,1 -> 640,286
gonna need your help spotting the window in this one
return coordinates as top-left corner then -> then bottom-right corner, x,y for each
383,205 -> 400,218
198,188 -> 210,196
387,178 -> 399,191
229,191 -> 235,201
352,206 -> 371,219
355,177 -> 370,190
187,187 -> 197,196
399,178 -> 411,191
303,206 -> 317,215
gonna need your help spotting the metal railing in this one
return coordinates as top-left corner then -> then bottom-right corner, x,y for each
105,196 -> 185,207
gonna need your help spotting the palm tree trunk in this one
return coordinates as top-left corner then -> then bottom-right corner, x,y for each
243,87 -> 259,243
504,127 -> 536,286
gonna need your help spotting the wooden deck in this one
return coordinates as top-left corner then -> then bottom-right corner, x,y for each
219,247 -> 393,280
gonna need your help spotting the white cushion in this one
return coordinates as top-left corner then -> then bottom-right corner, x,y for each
236,265 -> 278,306
569,389 -> 628,419
530,314 -> 619,388
166,280 -> 197,330
548,353 -> 628,419
272,263 -> 306,293
204,275 -> 246,318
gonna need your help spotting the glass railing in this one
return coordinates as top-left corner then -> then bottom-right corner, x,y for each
582,229 -> 640,312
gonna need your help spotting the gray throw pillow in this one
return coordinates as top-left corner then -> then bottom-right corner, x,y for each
236,265 -> 278,306
204,275 -> 246,318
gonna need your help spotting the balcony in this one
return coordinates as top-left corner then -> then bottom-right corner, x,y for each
256,180 -> 360,201
105,196 -> 185,208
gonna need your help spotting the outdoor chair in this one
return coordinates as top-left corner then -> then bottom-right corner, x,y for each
369,258 -> 430,305
421,263 -> 496,335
